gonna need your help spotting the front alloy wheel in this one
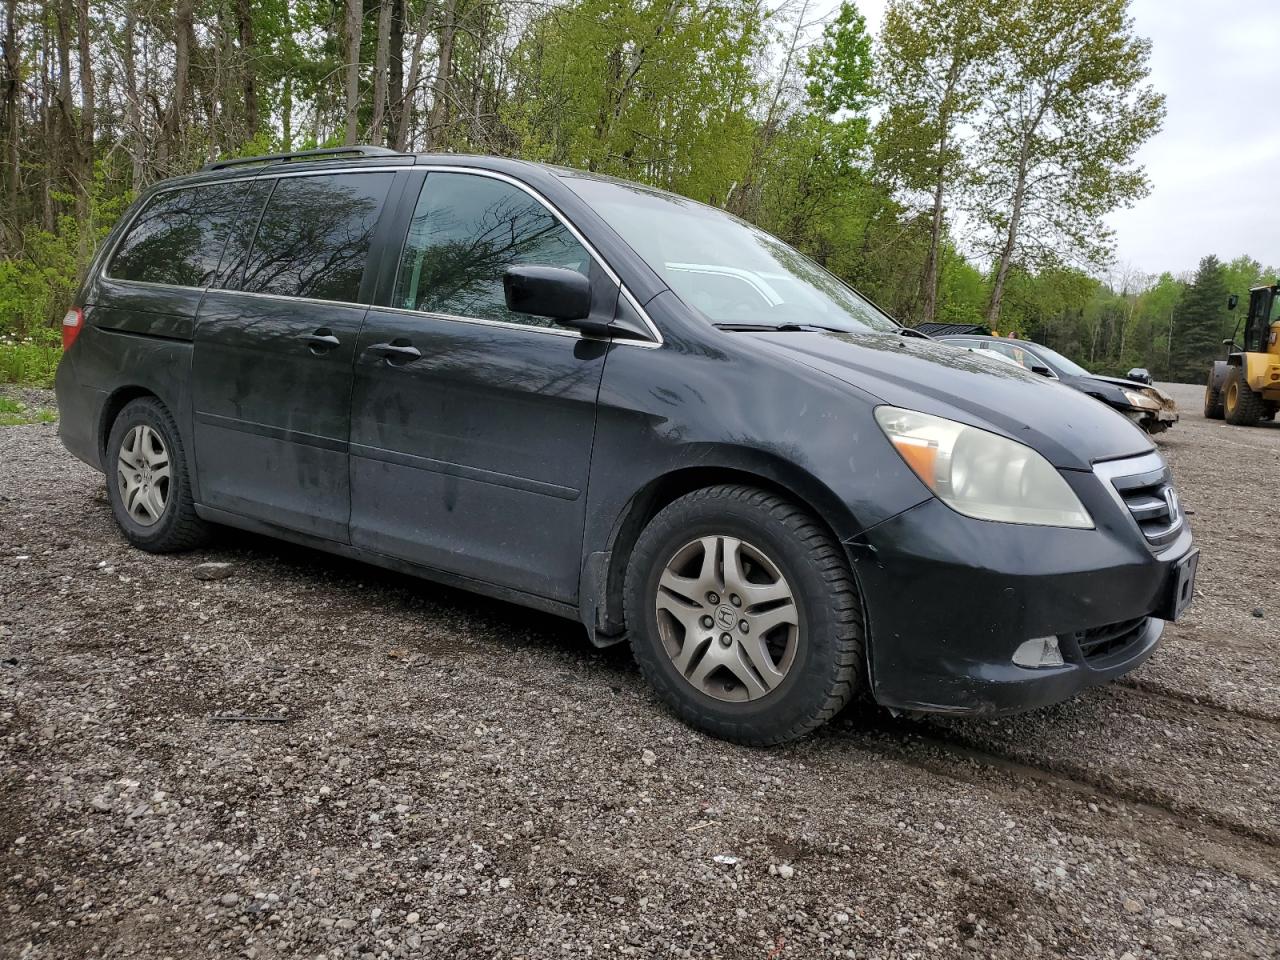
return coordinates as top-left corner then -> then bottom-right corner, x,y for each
626,484 -> 864,745
655,535 -> 799,701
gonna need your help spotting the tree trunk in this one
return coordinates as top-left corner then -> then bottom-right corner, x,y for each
984,166 -> 1027,327
281,0 -> 293,148
122,2 -> 144,185
54,0 -> 75,191
370,0 -> 392,145
236,0 -> 258,137
394,1 -> 435,150
162,0 -> 194,169
388,0 -> 404,144
343,0 -> 362,145
424,0 -> 457,149
2,0 -> 19,235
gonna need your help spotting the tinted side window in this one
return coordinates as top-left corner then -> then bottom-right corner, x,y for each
108,182 -> 246,286
239,172 -> 394,303
394,172 -> 591,327
213,178 -> 274,288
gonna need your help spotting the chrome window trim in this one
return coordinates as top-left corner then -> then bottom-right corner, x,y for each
367,304 -> 589,340
203,286 -> 379,312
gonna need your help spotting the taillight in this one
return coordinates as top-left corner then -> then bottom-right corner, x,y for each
62,307 -> 84,351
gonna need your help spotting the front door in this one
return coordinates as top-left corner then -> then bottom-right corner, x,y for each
349,170 -> 614,602
191,170 -> 397,541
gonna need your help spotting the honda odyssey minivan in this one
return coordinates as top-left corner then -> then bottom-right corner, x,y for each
55,146 -> 1198,744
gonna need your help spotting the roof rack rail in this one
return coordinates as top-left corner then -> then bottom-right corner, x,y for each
201,145 -> 403,172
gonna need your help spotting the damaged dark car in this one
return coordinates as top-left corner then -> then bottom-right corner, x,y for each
55,149 -> 1197,745
935,334 -> 1179,434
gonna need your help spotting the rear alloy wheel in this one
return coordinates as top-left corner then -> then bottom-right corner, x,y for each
625,485 -> 864,745
1223,366 -> 1266,426
106,397 -> 210,552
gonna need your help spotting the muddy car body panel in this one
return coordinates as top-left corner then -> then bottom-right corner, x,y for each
57,151 -> 1197,724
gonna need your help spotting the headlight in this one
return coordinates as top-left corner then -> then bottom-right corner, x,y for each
1122,389 -> 1160,410
874,406 -> 1094,528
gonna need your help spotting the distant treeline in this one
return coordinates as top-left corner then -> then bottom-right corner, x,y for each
0,0 -> 1263,380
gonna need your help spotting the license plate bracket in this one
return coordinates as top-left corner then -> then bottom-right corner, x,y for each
1157,548 -> 1198,622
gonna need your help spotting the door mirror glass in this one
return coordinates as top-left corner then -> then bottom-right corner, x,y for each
1227,294 -> 1239,311
503,265 -> 591,323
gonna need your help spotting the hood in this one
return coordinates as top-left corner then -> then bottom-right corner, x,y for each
744,330 -> 1154,470
1087,374 -> 1174,401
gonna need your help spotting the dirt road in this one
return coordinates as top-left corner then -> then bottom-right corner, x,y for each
2,382 -> 1277,959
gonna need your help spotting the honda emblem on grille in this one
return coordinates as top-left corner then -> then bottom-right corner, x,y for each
1163,487 -> 1180,524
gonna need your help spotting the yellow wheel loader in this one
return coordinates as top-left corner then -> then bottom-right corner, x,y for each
1204,283 -> 1280,425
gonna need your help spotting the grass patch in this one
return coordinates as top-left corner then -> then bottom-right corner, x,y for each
0,395 -> 57,426
0,339 -> 61,388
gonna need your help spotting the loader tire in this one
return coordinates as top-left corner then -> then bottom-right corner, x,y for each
1223,366 -> 1266,426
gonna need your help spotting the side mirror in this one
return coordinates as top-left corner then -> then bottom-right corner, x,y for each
503,265 -> 594,326
1029,364 -> 1053,377
1227,294 -> 1239,311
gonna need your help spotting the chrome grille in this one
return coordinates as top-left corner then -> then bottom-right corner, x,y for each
1095,452 -> 1185,552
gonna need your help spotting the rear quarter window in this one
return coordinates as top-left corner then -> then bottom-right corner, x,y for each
107,182 -> 247,287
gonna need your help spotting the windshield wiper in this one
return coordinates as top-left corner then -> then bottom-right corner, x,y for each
713,322 -> 847,334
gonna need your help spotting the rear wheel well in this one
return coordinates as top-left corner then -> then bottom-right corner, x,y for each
598,468 -> 853,638
99,387 -> 159,461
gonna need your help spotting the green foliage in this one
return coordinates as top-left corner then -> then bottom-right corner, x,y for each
0,339 -> 61,388
1170,255 -> 1230,382
805,2 -> 875,118
0,0 -> 1265,388
0,392 -> 59,423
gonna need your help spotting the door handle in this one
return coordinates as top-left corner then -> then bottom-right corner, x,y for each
367,341 -> 422,364
303,331 -> 340,353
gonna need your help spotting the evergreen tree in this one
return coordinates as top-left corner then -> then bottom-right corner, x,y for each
1169,255 -> 1229,382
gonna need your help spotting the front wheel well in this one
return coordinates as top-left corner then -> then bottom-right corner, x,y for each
596,467 -> 854,639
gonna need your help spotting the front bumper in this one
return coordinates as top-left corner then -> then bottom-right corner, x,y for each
846,473 -> 1194,715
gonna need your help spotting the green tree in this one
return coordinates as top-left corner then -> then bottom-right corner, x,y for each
1169,255 -> 1229,382
973,0 -> 1165,325
875,0 -> 993,324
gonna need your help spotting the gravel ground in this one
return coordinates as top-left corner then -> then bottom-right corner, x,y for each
2,382 -> 1277,959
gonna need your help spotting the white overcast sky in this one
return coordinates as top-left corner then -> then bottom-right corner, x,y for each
838,0 -> 1280,276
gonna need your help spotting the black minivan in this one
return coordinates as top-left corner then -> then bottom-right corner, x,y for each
56,147 -> 1198,744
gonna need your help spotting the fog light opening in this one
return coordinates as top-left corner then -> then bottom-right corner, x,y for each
1012,635 -> 1065,669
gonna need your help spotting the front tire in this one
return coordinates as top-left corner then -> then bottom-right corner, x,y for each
105,397 -> 209,552
624,485 -> 864,745
1223,366 -> 1265,426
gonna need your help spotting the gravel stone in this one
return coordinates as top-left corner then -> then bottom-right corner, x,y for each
1,384 -> 1278,960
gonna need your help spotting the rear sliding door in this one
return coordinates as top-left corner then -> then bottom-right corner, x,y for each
191,170 -> 397,542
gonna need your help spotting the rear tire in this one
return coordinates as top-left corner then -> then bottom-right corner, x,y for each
1203,370 -> 1224,420
1223,366 -> 1265,426
105,397 -> 210,552
624,484 -> 864,746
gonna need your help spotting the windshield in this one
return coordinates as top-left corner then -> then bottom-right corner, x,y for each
1028,343 -> 1091,377
563,176 -> 900,334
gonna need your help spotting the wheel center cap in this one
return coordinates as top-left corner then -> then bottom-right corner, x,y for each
714,605 -> 737,630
